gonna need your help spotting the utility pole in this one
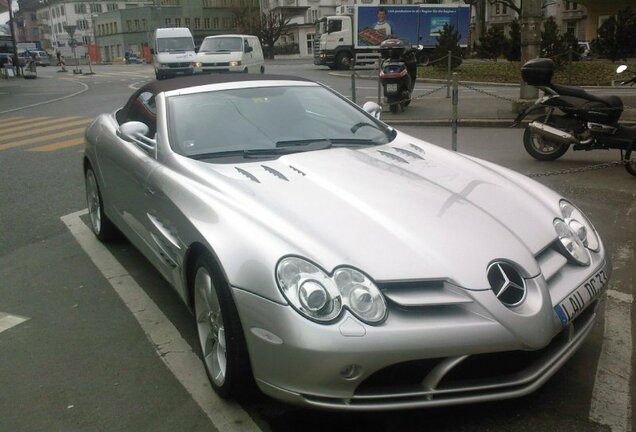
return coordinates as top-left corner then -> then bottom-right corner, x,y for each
7,0 -> 21,76
520,0 -> 541,100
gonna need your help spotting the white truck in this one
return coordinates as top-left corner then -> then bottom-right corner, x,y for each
314,4 -> 471,70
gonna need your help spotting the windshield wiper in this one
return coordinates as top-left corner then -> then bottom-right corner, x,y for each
275,138 -> 332,148
329,138 -> 378,146
189,145 -> 329,160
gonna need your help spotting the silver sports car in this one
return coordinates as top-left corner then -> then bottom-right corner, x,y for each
84,74 -> 610,410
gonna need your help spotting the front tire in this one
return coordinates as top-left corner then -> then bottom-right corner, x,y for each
335,52 -> 352,70
192,252 -> 255,401
625,150 -> 636,176
523,126 -> 570,161
85,167 -> 119,242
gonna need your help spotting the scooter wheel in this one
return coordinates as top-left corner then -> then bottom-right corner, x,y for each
523,127 -> 569,161
625,151 -> 636,176
389,101 -> 400,114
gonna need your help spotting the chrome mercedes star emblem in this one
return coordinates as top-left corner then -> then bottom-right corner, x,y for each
487,262 -> 527,307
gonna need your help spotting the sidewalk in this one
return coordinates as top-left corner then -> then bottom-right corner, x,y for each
332,71 -> 636,125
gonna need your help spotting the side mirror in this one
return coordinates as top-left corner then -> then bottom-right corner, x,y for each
616,65 -> 628,74
362,101 -> 382,119
150,48 -> 155,55
245,46 -> 253,53
117,121 -> 156,154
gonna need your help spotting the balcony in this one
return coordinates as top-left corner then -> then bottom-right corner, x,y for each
562,9 -> 585,20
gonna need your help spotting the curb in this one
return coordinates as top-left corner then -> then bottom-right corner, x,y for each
381,118 -> 636,127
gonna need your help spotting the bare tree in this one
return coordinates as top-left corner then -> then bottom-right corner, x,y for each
232,7 -> 292,59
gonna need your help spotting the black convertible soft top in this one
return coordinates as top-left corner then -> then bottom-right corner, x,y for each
117,73 -> 313,124
140,73 -> 312,95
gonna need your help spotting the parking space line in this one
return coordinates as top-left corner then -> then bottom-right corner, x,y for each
28,137 -> 85,152
0,313 -> 30,334
61,209 -> 261,432
589,269 -> 633,432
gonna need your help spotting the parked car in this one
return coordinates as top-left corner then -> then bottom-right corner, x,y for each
32,50 -> 51,66
84,74 -> 610,410
578,41 -> 592,60
193,34 -> 265,74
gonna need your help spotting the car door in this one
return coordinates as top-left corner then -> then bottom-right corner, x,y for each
243,38 -> 253,72
98,91 -> 160,249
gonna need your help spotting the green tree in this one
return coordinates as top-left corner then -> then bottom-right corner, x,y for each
504,19 -> 521,61
476,25 -> 506,60
592,7 -> 636,61
541,17 -> 567,64
432,24 -> 463,69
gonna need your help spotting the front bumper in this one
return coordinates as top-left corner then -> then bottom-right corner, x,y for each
233,252 -> 609,410
194,66 -> 243,74
157,67 -> 193,77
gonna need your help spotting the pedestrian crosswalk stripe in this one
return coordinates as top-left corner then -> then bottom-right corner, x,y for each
0,118 -> 92,142
0,116 -> 50,128
28,136 -> 85,152
2,116 -> 85,135
0,313 -> 29,334
0,116 -> 24,126
0,127 -> 85,151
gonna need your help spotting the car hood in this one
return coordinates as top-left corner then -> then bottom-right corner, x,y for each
188,134 -> 559,289
194,51 -> 241,62
156,51 -> 195,63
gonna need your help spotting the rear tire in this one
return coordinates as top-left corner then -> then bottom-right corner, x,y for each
260,66 -> 265,74
523,126 -> 570,161
389,98 -> 399,114
192,252 -> 256,401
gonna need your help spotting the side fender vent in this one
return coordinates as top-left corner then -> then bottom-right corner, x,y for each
235,167 -> 260,183
261,165 -> 289,181
393,147 -> 424,160
377,150 -> 409,164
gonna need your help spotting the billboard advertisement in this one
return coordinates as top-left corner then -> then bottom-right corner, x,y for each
355,5 -> 470,48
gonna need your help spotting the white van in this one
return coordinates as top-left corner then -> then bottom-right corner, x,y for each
193,35 -> 265,74
151,27 -> 196,80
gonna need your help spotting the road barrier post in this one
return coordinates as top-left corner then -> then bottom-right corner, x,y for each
351,60 -> 357,104
451,72 -> 459,151
446,51 -> 451,98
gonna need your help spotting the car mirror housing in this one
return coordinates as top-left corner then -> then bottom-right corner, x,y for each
362,101 -> 382,119
117,121 -> 156,155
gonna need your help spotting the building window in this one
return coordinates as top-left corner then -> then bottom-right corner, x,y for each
74,4 -> 86,14
142,18 -> 147,30
83,36 -> 90,45
175,17 -> 181,27
57,22 -> 62,33
90,3 -> 102,13
306,33 -> 314,54
566,21 -> 577,34
194,17 -> 200,29
165,18 -> 171,27
114,22 -> 117,33
107,3 -> 118,11
185,17 -> 190,28
77,19 -> 89,30
204,17 -> 210,28
307,8 -> 318,23
134,19 -> 140,30
565,1 -> 578,11
212,17 -> 219,28
126,20 -> 132,31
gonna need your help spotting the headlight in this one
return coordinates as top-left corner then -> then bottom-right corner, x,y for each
559,200 -> 599,251
554,219 -> 590,266
229,60 -> 241,67
276,257 -> 387,324
192,61 -> 202,68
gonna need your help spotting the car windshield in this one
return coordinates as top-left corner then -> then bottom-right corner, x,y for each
167,85 -> 394,160
157,37 -> 194,53
200,37 -> 243,53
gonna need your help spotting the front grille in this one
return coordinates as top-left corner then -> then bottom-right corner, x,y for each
168,62 -> 191,68
202,62 -> 230,67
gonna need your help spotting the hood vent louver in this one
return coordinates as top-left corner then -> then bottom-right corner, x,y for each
289,165 -> 306,176
235,167 -> 260,183
377,150 -> 409,164
393,147 -> 424,160
409,143 -> 425,153
261,165 -> 289,181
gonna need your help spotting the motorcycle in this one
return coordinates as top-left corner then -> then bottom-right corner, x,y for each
379,39 -> 419,114
513,58 -> 636,176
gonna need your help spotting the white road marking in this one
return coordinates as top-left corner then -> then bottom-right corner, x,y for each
0,313 -> 29,334
61,209 -> 261,432
589,256 -> 633,432
0,79 -> 89,115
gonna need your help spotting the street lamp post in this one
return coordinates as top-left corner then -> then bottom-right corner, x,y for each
7,0 -> 21,76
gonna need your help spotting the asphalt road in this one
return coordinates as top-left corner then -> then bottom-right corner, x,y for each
0,62 -> 634,432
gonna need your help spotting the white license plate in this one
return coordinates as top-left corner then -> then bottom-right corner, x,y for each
386,83 -> 398,93
554,266 -> 608,326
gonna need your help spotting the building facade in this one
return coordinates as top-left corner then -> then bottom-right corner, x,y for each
13,8 -> 41,43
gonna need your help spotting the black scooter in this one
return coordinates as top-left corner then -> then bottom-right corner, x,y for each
513,58 -> 636,176
379,39 -> 419,114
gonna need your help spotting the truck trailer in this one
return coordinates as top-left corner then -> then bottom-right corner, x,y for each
314,4 -> 471,70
